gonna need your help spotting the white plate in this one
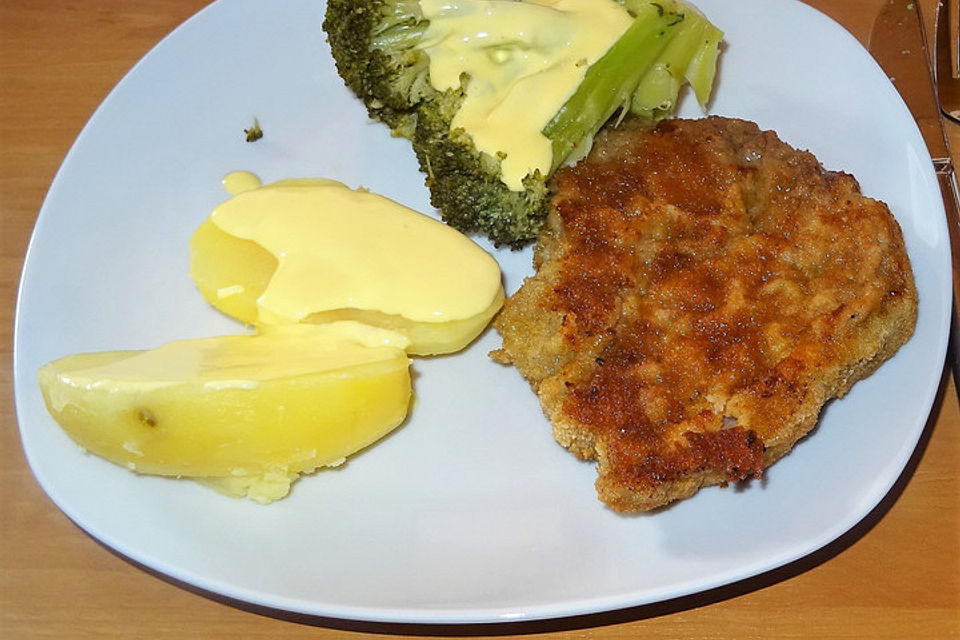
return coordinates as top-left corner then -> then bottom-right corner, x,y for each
13,0 -> 950,624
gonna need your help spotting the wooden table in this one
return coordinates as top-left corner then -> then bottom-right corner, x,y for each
2,1 -> 958,638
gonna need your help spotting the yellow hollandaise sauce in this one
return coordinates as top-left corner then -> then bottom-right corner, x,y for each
192,173 -> 504,354
43,322 -> 410,401
418,0 -> 633,190
221,169 -> 262,196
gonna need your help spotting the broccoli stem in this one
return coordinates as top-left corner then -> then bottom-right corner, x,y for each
684,15 -> 723,105
543,2 -> 683,171
377,0 -> 424,30
630,9 -> 710,120
371,21 -> 429,50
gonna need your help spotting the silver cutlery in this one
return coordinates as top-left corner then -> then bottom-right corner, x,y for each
870,0 -> 960,392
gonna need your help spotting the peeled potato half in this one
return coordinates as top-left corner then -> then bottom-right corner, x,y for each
189,179 -> 504,355
37,323 -> 412,502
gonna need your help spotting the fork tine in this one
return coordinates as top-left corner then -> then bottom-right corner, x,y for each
951,0 -> 959,78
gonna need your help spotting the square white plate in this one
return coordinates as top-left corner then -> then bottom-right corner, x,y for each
13,0 -> 949,624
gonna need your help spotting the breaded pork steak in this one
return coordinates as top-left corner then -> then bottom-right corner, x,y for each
492,116 -> 917,512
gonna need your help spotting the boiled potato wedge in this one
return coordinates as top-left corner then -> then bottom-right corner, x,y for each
189,179 -> 504,355
37,323 -> 411,502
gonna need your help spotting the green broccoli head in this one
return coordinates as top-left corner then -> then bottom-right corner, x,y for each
324,0 -> 721,248
325,0 -> 550,247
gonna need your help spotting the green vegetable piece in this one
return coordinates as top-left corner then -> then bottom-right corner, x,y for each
543,1 -> 683,172
244,117 -> 263,142
323,0 -> 723,248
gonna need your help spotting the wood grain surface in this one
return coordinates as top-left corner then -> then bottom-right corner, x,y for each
2,1 -> 958,638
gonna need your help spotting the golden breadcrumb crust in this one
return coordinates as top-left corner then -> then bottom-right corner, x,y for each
492,117 -> 917,512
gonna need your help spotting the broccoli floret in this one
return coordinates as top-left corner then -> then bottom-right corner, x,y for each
324,0 -> 434,135
323,0 -> 722,248
325,0 -> 544,247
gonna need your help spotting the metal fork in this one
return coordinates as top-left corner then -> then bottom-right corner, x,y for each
938,0 -> 960,122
